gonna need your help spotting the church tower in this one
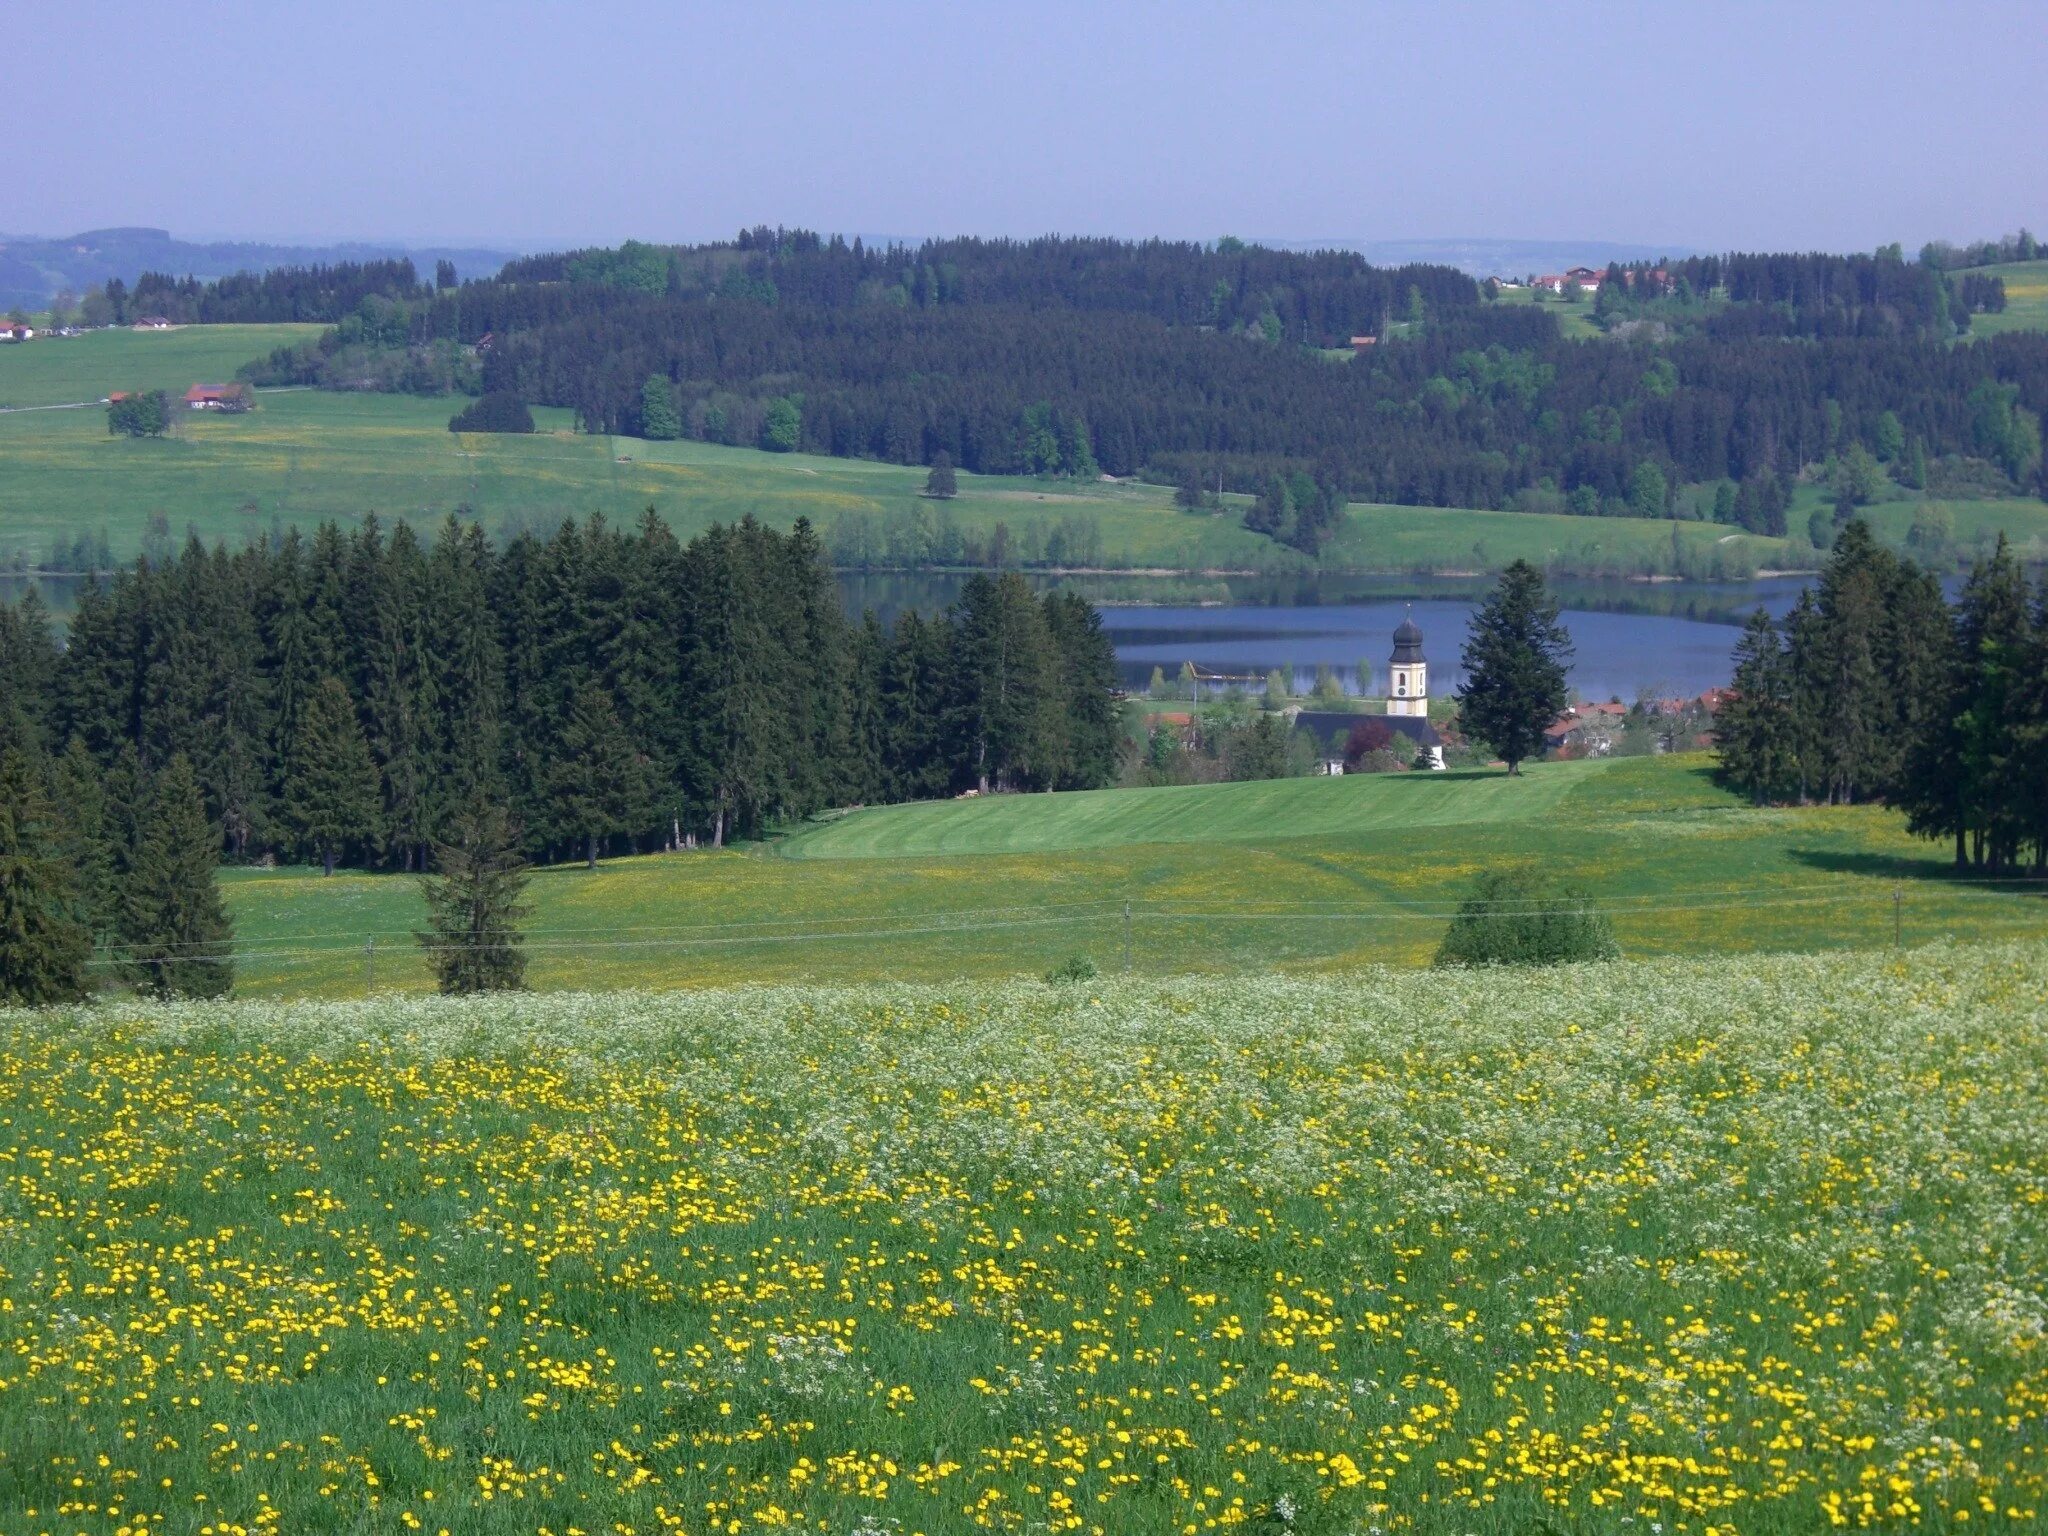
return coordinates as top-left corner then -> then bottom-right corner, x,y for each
1387,609 -> 1427,717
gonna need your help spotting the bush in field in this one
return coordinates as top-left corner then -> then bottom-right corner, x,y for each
448,392 -> 534,433
1434,868 -> 1619,967
1043,953 -> 1098,984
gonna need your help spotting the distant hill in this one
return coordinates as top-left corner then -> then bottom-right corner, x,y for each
0,227 -> 519,308
1269,237 -> 1697,279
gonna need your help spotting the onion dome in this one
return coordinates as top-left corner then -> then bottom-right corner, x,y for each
1391,610 -> 1426,664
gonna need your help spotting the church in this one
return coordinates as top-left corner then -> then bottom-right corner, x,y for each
1293,609 -> 1446,770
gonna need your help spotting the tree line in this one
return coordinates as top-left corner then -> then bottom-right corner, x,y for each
1716,521 -> 2048,871
91,260 -> 431,324
0,515 -> 1123,878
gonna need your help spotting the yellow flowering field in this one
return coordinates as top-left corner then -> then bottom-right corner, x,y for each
2,944 -> 2045,1536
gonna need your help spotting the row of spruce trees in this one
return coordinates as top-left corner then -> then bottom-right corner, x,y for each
0,513 -> 1123,879
1716,521 -> 2048,870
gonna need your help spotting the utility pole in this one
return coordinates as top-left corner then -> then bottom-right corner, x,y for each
1892,886 -> 1902,949
1123,900 -> 1132,974
365,936 -> 376,993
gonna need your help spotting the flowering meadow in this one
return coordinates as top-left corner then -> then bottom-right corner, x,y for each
1,944 -> 2045,1536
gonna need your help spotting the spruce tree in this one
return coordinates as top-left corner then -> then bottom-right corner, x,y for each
552,680 -> 642,868
1456,560 -> 1573,775
283,676 -> 380,875
1042,591 -> 1123,789
1716,610 -> 1795,804
947,572 -> 1060,792
416,797 -> 532,993
119,756 -> 234,998
52,737 -> 120,942
0,749 -> 93,1005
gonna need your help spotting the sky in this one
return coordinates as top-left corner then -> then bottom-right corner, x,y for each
7,0 -> 2043,253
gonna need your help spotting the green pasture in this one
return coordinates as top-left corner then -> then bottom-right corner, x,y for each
0,323 -> 320,408
1485,283 -> 1606,338
0,383 -> 1281,571
1963,259 -> 2048,337
4,324 -> 2042,578
1323,499 -> 1806,575
0,372 -> 1815,577
217,753 -> 2048,998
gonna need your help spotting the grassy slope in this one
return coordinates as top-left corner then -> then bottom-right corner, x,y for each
6,942 -> 2043,1534
1486,283 -> 1606,337
0,322 -> 320,407
220,754 -> 2048,997
1963,259 -> 2048,338
4,325 -> 2042,575
0,379 -> 1821,575
781,758 -> 1601,858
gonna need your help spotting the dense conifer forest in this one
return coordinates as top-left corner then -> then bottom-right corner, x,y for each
1716,520 -> 2048,872
204,231 -> 2048,554
0,516 -> 1123,876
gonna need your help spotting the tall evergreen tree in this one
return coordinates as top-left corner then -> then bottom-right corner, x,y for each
1456,560 -> 1573,775
283,676 -> 381,875
552,681 -> 643,868
421,518 -> 507,841
1716,610 -> 1796,804
119,756 -> 234,998
0,748 -> 93,1006
52,736 -> 120,942
1042,591 -> 1123,790
947,572 -> 1061,792
416,796 -> 533,993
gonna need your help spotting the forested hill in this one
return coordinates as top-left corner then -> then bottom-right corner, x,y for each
223,231 -> 2048,548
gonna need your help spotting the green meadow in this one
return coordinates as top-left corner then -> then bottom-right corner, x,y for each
1963,259 -> 2048,338
0,322 -> 320,407
0,375 -> 1820,575
215,753 -> 2048,998
4,324 -> 2044,578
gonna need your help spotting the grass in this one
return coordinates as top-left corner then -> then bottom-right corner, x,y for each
1486,283 -> 1607,338
0,322 -> 320,407
4,325 -> 2042,579
1963,259 -> 2048,338
0,324 -> 1805,579
214,754 -> 2048,998
1322,500 -> 1805,576
6,941 -> 2046,1533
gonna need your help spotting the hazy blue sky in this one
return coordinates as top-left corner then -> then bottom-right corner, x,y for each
8,0 -> 2042,251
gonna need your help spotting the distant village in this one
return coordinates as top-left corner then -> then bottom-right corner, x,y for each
1129,615 -> 1729,779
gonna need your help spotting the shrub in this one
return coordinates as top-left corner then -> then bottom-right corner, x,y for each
1434,869 -> 1620,968
449,392 -> 535,434
1044,954 -> 1098,984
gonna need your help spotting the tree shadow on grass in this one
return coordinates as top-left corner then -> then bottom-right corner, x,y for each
1789,847 -> 2048,892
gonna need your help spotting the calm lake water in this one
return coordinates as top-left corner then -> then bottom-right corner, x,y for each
842,572 -> 1815,702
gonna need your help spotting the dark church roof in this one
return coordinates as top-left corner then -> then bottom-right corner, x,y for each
1292,711 -> 1441,750
1391,612 -> 1425,664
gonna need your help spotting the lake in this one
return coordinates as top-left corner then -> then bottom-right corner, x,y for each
841,572 -> 1815,702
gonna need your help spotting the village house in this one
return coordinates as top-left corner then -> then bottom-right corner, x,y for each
184,382 -> 252,412
0,320 -> 34,342
132,316 -> 173,330
1348,334 -> 1377,355
1531,266 -> 1608,295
